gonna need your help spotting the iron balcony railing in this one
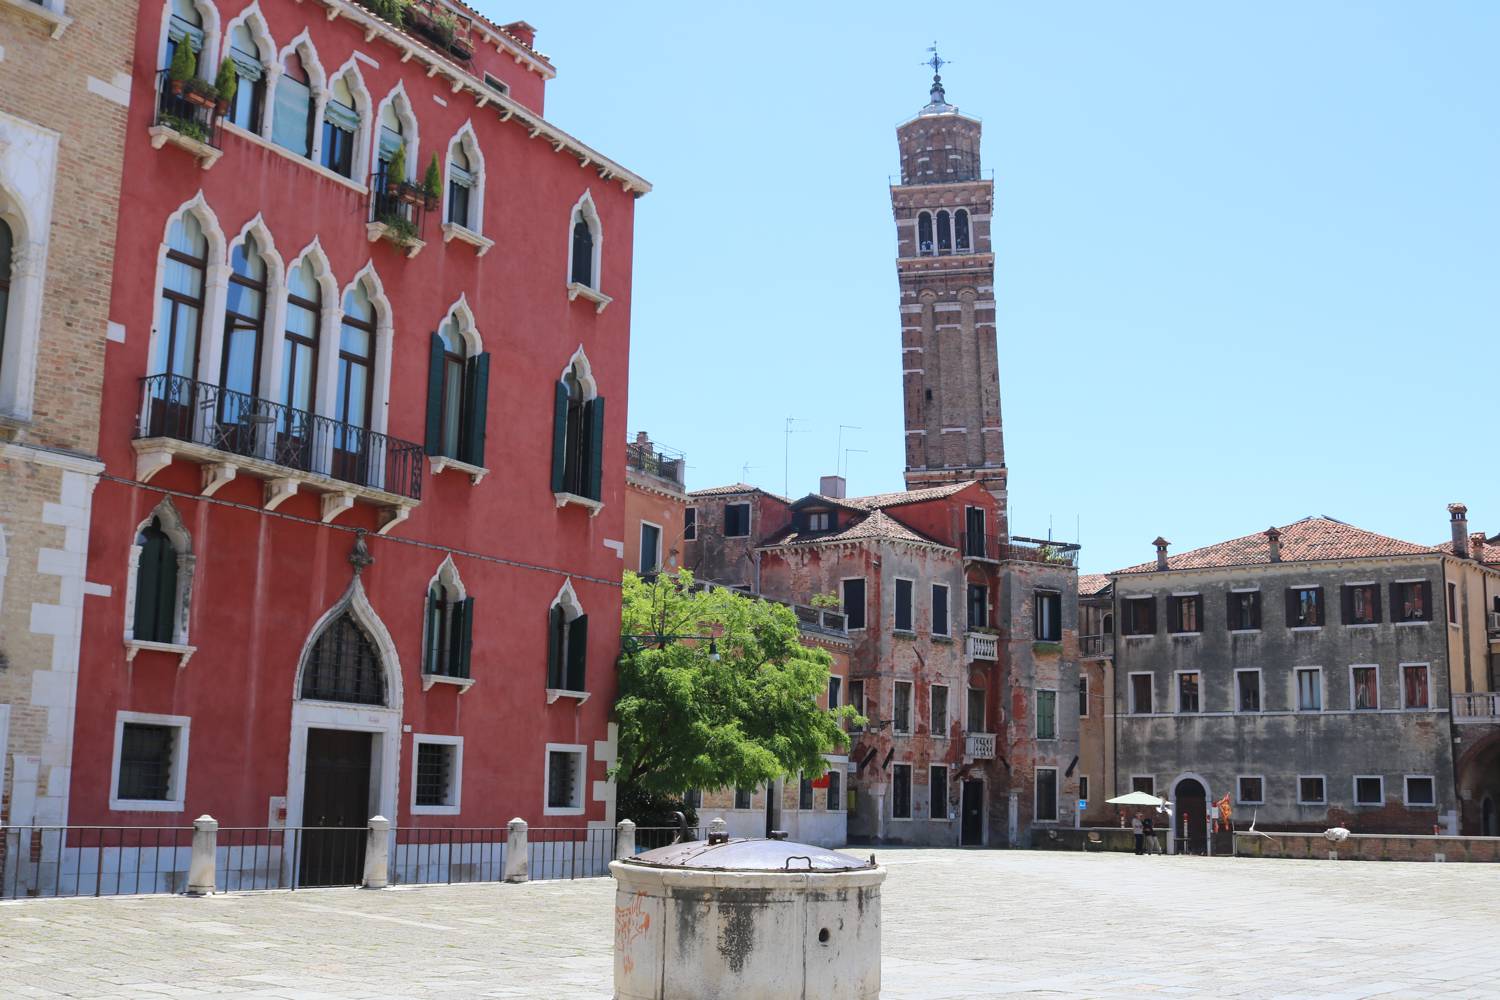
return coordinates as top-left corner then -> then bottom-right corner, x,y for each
137,373 -> 423,501
1080,634 -> 1115,658
625,441 -> 686,489
1452,692 -> 1500,724
154,70 -> 221,149
1003,536 -> 1082,568
370,169 -> 432,235
961,532 -> 999,560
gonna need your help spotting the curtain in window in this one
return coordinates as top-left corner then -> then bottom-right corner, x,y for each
133,517 -> 178,643
1403,666 -> 1428,708
272,59 -> 312,157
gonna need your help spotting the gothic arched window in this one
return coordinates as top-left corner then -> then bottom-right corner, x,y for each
936,210 -> 952,253
0,219 -> 11,378
301,611 -> 386,705
424,561 -> 473,680
225,21 -> 267,132
955,209 -> 970,252
917,212 -> 933,255
551,358 -> 604,501
547,585 -> 588,693
132,517 -> 179,643
570,213 -> 595,287
273,49 -> 314,157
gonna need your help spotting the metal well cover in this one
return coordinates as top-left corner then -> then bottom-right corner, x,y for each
629,837 -> 875,872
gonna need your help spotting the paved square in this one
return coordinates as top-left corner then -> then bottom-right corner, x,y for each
1,849 -> 1497,998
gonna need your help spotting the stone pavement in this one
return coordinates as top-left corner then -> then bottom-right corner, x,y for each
2,848 -> 1498,999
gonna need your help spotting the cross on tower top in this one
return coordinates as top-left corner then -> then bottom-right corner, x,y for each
923,43 -> 952,108
924,43 -> 947,77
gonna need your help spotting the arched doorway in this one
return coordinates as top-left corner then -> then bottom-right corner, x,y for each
1455,731 -> 1500,836
1483,796 -> 1497,837
286,577 -> 402,888
1173,776 -> 1208,856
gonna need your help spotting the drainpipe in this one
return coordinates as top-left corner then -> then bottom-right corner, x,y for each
1111,577 -> 1120,814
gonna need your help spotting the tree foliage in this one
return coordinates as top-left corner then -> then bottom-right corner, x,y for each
613,570 -> 859,798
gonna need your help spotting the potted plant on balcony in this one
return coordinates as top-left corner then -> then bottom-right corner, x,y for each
214,57 -> 238,116
429,10 -> 459,48
182,75 -> 219,110
422,153 -> 442,211
385,143 -> 408,195
376,211 -> 420,247
168,41 -> 196,97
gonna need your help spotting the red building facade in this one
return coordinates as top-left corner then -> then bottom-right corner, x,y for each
69,0 -> 646,880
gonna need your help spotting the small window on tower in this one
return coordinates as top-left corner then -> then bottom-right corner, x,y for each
955,209 -> 970,251
917,212 -> 934,256
936,210 -> 952,253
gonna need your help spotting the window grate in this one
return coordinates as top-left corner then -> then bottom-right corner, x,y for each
302,613 -> 386,705
118,724 -> 174,801
415,743 -> 452,807
547,751 -> 579,809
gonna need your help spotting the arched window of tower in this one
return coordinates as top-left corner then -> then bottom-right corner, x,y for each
917,212 -> 934,256
936,211 -> 952,253
955,209 -> 970,252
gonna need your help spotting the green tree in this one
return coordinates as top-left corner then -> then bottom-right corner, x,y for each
614,570 -> 859,804
168,40 -> 197,84
423,153 -> 442,200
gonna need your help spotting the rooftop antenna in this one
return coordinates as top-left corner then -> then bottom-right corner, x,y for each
843,448 -> 868,482
836,425 -> 861,473
741,461 -> 760,484
784,417 -> 811,497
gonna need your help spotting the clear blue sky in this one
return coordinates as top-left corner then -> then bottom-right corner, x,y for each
480,2 -> 1499,573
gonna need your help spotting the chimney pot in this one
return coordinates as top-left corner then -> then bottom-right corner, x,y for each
1153,537 -> 1169,571
1266,527 -> 1282,563
1449,503 -> 1470,558
819,475 -> 847,500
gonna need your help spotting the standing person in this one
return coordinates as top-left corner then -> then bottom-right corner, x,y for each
1143,813 -> 1157,854
1131,812 -> 1144,855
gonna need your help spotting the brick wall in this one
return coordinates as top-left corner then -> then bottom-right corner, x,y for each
1235,831 -> 1500,863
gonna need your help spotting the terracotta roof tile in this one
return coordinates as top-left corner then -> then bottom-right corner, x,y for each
1434,538 -> 1500,564
1077,573 -> 1112,597
687,483 -> 790,502
1112,517 -> 1434,575
764,510 -> 948,549
845,481 -> 976,510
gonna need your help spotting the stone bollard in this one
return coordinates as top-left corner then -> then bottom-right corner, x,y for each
615,819 -> 636,860
503,817 -> 528,883
362,816 -> 390,889
186,814 -> 218,896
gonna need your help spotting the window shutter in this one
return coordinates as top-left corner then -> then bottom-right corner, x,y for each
453,596 -> 474,678
1371,586 -> 1382,624
1419,581 -> 1433,620
566,614 -> 588,691
134,528 -> 178,644
424,333 -> 445,456
462,352 -> 490,467
1145,597 -> 1156,634
424,587 -> 439,673
546,604 -> 565,688
1250,593 -> 1261,630
550,381 -> 569,493
1340,585 -> 1353,625
1389,582 -> 1401,621
585,396 -> 606,501
1284,588 -> 1298,626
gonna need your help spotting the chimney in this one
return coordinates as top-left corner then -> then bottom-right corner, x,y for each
1449,503 -> 1470,558
501,20 -> 537,48
1472,532 -> 1487,560
1153,537 -> 1169,571
1266,527 -> 1282,563
819,475 -> 847,499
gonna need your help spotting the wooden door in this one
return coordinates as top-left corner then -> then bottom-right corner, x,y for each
299,729 -> 372,887
961,780 -> 984,846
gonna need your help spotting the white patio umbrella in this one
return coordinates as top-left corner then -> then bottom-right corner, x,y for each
1105,791 -> 1167,807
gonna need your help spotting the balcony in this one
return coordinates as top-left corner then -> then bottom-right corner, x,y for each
793,605 -> 849,638
961,532 -> 999,562
367,170 -> 433,256
353,0 -> 478,62
1002,536 -> 1081,569
149,71 -> 222,169
1488,611 -> 1500,638
133,374 -> 422,533
625,439 -> 686,492
965,732 -> 997,759
1453,692 -> 1500,724
1080,634 -> 1114,659
965,632 -> 998,661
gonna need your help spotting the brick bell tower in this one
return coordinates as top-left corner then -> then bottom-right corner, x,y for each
892,58 -> 1007,533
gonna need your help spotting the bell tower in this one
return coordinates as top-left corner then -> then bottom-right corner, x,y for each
892,58 -> 1007,533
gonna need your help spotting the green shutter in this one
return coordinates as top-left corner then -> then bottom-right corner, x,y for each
133,524 -> 177,643
566,613 -> 588,691
547,604 -> 565,688
424,333 -> 445,456
585,396 -> 606,501
461,353 -> 490,468
424,587 -> 439,673
453,596 -> 474,679
550,381 -> 569,493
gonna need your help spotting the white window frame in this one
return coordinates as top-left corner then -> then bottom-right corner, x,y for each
1034,766 -> 1059,823
638,519 -> 663,575
931,582 -> 950,637
1296,774 -> 1327,806
1168,591 -> 1203,635
1128,671 -> 1155,715
1348,664 -> 1380,711
1352,774 -> 1384,808
1404,774 -> 1436,808
1035,588 -> 1062,641
1174,669 -> 1202,714
964,685 -> 985,733
724,502 -> 751,538
543,742 -> 587,816
840,576 -> 867,631
1077,774 -> 1090,805
1236,775 -> 1265,805
109,711 -> 191,812
565,189 -> 604,297
1078,673 -> 1090,718
893,680 -> 914,735
410,733 -> 463,815
441,122 -> 487,238
1400,661 -> 1432,711
1234,667 -> 1262,714
1393,578 -> 1433,626
928,763 -> 950,821
891,762 -> 913,820
1343,581 -> 1380,627
1035,687 -> 1058,740
1228,587 -> 1261,633
929,683 -> 949,738
893,576 -> 915,633
1295,666 -> 1324,713
827,674 -> 842,711
481,71 -> 509,95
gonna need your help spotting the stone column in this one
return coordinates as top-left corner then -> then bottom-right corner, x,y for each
503,818 -> 528,883
615,818 -> 635,860
362,816 -> 390,889
186,814 -> 218,896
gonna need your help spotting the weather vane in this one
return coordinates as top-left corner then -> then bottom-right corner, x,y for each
924,42 -> 948,77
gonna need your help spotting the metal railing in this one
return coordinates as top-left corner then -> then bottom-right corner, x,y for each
154,71 -> 221,149
793,604 -> 849,636
370,168 -> 431,235
1080,634 -> 1115,658
915,244 -> 980,258
625,440 -> 685,488
137,373 -> 424,501
899,151 -> 985,185
526,826 -> 617,880
2,825 -> 191,899
961,532 -> 998,560
1003,536 -> 1082,568
391,827 -> 507,885
965,632 -> 998,661
1452,692 -> 1500,724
